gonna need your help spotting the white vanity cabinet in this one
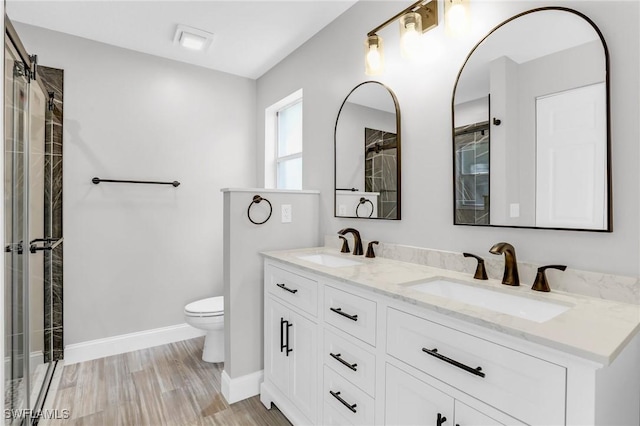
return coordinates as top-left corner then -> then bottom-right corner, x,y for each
386,308 -> 565,425
262,264 -> 318,424
322,285 -> 378,425
261,257 -> 640,426
386,360 -> 524,426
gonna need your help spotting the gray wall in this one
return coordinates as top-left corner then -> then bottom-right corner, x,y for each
223,189 -> 319,379
256,1 -> 640,278
15,23 -> 257,345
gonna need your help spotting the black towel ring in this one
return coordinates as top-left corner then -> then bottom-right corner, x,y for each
356,197 -> 374,218
247,195 -> 272,225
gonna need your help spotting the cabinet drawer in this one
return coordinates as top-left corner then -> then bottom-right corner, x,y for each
324,285 -> 376,346
266,265 -> 318,316
386,308 -> 566,426
323,366 -> 375,425
324,329 -> 376,397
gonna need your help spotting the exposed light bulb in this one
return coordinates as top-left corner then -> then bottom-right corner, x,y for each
447,2 -> 469,36
365,35 -> 384,75
367,46 -> 381,70
401,22 -> 422,58
399,12 -> 423,60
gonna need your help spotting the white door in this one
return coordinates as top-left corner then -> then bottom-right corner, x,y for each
265,298 -> 289,396
288,310 -> 318,423
385,364 -> 454,426
535,83 -> 606,229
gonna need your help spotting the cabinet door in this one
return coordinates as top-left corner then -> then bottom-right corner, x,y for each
386,364 -> 454,426
289,310 -> 318,423
454,401 -> 507,426
265,298 -> 289,396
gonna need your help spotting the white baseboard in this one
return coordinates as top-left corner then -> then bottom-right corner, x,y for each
64,323 -> 206,365
221,369 -> 263,404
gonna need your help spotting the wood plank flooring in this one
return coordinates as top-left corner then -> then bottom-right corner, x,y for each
41,337 -> 291,425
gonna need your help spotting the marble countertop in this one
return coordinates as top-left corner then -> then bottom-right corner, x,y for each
262,247 -> 640,366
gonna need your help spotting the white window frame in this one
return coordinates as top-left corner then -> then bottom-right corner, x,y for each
265,89 -> 303,189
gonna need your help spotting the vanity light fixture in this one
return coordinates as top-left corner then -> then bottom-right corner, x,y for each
445,0 -> 470,36
174,24 -> 214,51
365,0 -> 438,75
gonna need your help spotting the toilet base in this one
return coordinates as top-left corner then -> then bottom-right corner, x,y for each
202,329 -> 224,363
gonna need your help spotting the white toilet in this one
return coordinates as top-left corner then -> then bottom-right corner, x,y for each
184,296 -> 224,363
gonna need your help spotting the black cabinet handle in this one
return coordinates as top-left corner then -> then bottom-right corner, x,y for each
422,348 -> 485,378
329,352 -> 358,371
329,390 -> 357,413
276,283 -> 298,294
437,412 -> 447,426
280,318 -> 286,353
285,322 -> 293,356
329,307 -> 358,321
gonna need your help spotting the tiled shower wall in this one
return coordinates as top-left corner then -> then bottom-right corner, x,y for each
39,66 -> 63,362
364,127 -> 397,219
455,122 -> 489,225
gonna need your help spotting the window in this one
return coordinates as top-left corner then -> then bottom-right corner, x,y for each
265,90 -> 303,189
276,100 -> 302,189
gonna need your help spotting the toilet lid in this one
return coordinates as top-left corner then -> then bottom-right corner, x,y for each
185,296 -> 224,315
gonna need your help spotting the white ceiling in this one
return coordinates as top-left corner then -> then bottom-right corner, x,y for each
6,0 -> 357,79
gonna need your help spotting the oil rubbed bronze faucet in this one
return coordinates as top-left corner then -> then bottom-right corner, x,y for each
462,253 -> 488,280
532,265 -> 567,292
489,242 -> 519,286
338,228 -> 363,255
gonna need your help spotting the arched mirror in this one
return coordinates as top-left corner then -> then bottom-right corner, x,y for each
452,8 -> 610,231
335,81 -> 401,219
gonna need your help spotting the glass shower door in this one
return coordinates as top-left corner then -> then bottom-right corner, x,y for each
4,41 -> 31,424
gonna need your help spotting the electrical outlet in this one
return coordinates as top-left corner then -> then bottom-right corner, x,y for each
281,204 -> 292,223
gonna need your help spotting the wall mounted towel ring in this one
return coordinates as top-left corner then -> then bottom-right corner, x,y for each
356,197 -> 374,218
247,195 -> 273,225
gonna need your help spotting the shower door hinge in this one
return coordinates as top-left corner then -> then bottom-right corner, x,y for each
4,241 -> 24,254
28,54 -> 38,80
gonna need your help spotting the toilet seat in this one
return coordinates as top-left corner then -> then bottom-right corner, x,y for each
184,296 -> 224,317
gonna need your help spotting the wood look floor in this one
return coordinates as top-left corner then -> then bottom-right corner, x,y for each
42,337 -> 290,425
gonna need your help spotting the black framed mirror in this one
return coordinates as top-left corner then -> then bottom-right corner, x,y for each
334,81 -> 401,220
452,7 -> 611,231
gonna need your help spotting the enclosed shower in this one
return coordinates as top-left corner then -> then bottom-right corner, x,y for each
4,18 -> 64,424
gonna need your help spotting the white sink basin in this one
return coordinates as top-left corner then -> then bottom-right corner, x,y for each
408,279 -> 570,323
297,254 -> 362,268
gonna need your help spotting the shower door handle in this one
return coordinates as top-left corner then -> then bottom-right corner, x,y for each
29,237 -> 63,254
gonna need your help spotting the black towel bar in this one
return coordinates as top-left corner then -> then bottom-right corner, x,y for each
92,177 -> 180,187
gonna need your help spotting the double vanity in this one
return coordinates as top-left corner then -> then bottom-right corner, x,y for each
260,247 -> 640,426
257,6 -> 637,425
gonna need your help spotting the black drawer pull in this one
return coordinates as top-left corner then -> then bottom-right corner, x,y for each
330,307 -> 358,321
276,283 -> 298,294
280,318 -> 286,353
329,390 -> 357,413
422,348 -> 485,378
329,352 -> 358,371
285,322 -> 293,356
